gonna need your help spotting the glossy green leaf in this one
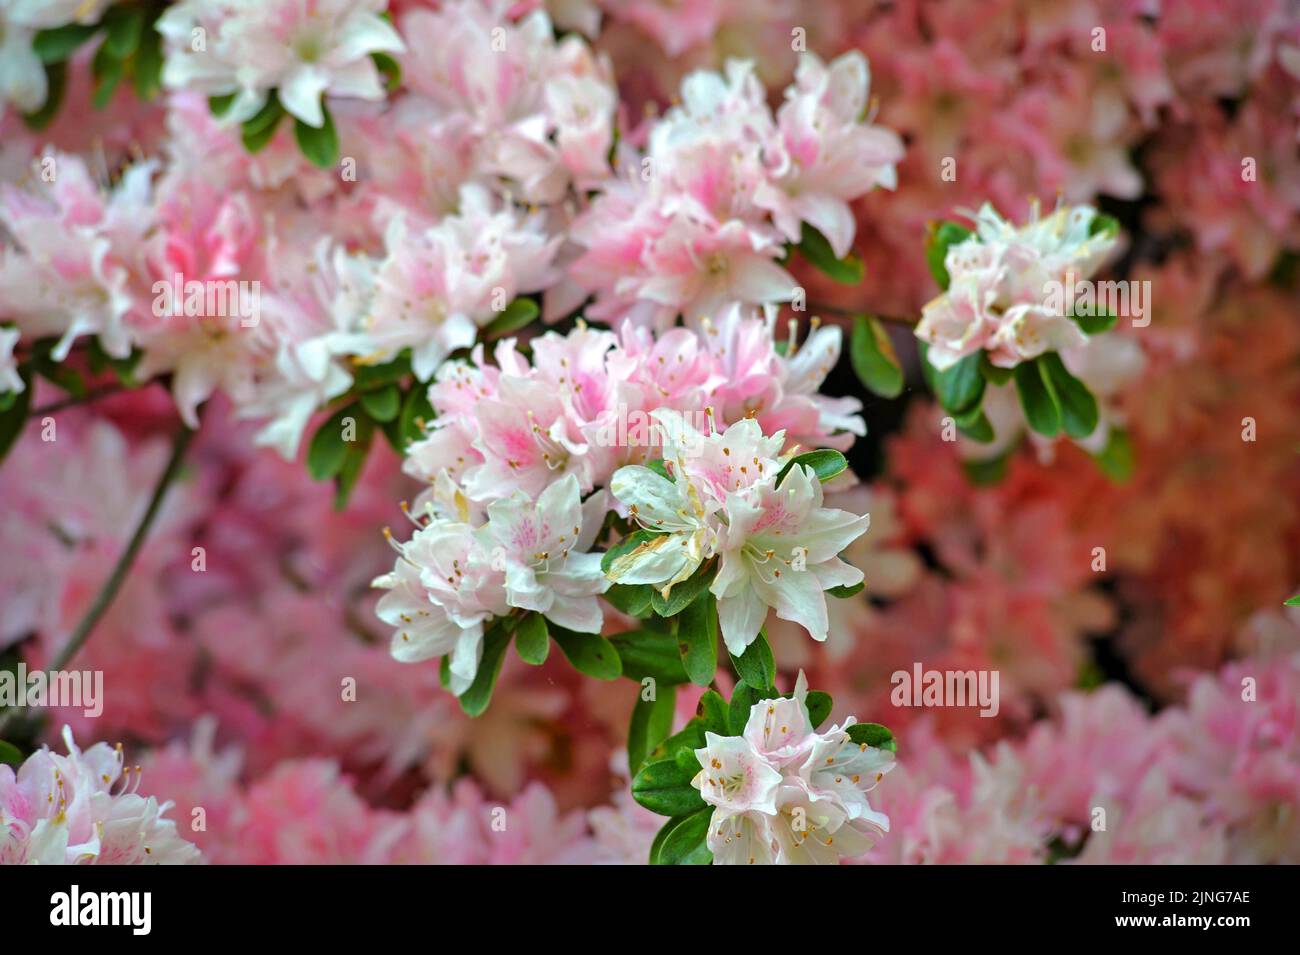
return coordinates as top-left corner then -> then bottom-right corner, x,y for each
730,629 -> 775,691
631,757 -> 706,817
796,222 -> 863,284
551,625 -> 621,680
457,623 -> 511,716
294,105 -> 339,169
677,591 -> 718,686
774,449 -> 847,488
925,221 -> 973,290
514,613 -> 549,665
628,685 -> 677,775
1014,359 -> 1061,437
850,315 -> 904,399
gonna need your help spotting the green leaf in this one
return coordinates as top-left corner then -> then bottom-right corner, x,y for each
103,5 -> 145,59
438,655 -> 451,690
648,817 -> 675,865
628,685 -> 677,775
1072,308 -> 1118,335
796,222 -> 863,284
725,681 -> 777,734
677,591 -> 718,687
979,353 -> 1015,386
730,629 -> 776,691
306,404 -> 356,480
651,561 -> 717,618
697,690 -> 728,735
22,61 -> 67,130
91,41 -> 125,109
514,613 -> 549,665
333,413 -> 374,510
1092,427 -> 1134,482
33,24 -> 100,64
209,93 -> 237,117
850,315 -> 904,399
655,807 -> 713,865
1039,352 -> 1098,439
631,757 -> 706,817
846,722 -> 897,753
1089,213 -> 1120,239
774,449 -> 847,488
649,717 -> 706,765
1285,594 -> 1300,607
805,691 -> 833,730
294,104 -> 340,169
0,740 -> 22,767
0,367 -> 33,468
371,51 -> 402,93
1014,359 -> 1061,437
955,407 -> 995,443
457,623 -> 512,716
481,298 -> 540,340
359,384 -> 401,423
132,15 -> 164,101
353,352 -> 411,390
397,384 -> 434,447
241,95 -> 285,152
925,221 -> 973,290
550,625 -> 621,680
603,583 -> 655,618
827,580 -> 864,598
933,351 -> 984,414
86,339 -> 142,387
610,629 -> 689,686
964,451 -> 1011,485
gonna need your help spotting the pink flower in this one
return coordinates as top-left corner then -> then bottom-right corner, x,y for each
1,727 -> 200,865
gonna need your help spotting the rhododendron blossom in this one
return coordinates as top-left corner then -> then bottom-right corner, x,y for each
916,202 -> 1118,371
158,0 -> 405,128
694,673 -> 893,864
1,727 -> 199,865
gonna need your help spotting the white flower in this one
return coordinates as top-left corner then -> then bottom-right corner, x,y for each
692,673 -> 894,865
159,0 -> 405,128
0,326 -> 23,395
374,521 -> 507,694
916,201 -> 1117,371
0,727 -> 201,865
0,3 -> 45,115
485,473 -> 608,633
712,463 -> 868,655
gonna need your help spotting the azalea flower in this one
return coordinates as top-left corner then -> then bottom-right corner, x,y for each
159,0 -> 405,128
608,410 -> 867,652
916,201 -> 1117,371
0,727 -> 201,865
693,673 -> 894,865
485,474 -> 609,633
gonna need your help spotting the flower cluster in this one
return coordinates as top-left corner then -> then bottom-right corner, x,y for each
608,411 -> 867,654
377,312 -> 866,688
692,673 -> 893,864
569,51 -> 901,328
1,726 -> 199,865
916,202 -> 1118,372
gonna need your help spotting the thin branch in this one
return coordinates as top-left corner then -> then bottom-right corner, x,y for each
49,422 -> 194,672
29,383 -> 127,417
